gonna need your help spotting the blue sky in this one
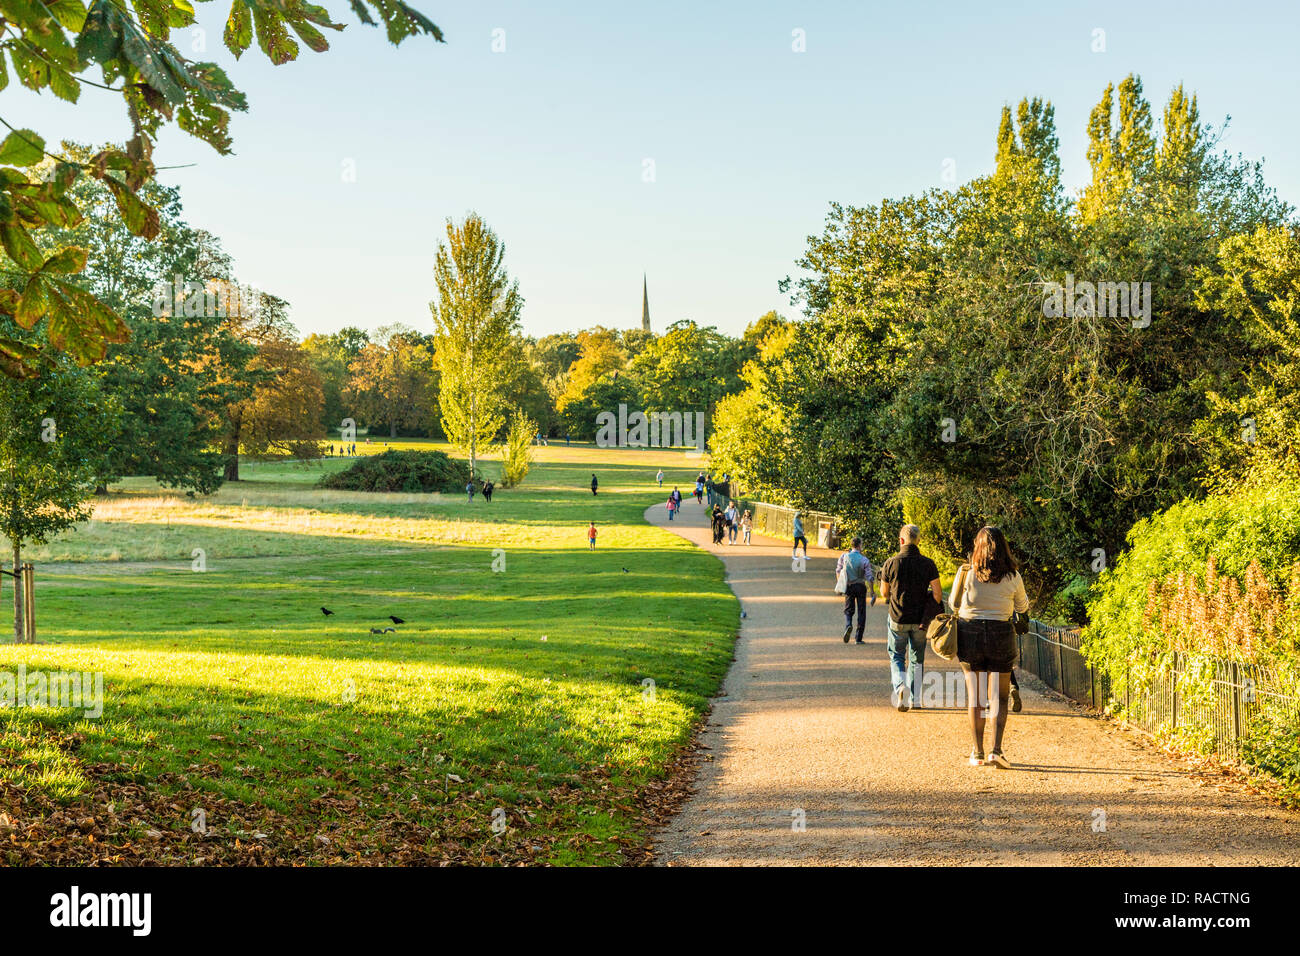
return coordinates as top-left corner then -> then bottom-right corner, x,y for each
9,0 -> 1299,339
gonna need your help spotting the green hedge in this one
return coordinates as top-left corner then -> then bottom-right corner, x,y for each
317,449 -> 471,494
1083,479 -> 1300,800
1084,480 -> 1300,671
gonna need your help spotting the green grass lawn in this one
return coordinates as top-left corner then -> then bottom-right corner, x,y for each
0,442 -> 734,864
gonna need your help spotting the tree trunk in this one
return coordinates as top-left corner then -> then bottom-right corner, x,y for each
12,541 -> 22,644
469,382 -> 477,478
223,434 -> 240,482
390,421 -> 397,439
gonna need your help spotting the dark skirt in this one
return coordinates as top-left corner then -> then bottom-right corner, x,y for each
956,618 -> 1017,672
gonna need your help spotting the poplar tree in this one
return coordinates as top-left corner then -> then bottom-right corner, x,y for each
429,215 -> 522,477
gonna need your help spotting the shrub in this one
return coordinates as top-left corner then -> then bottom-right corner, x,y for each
1040,574 -> 1092,626
317,450 -> 471,494
500,411 -> 536,488
1084,479 -> 1300,780
1084,480 -> 1300,672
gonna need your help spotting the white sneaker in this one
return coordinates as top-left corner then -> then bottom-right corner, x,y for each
968,750 -> 985,767
988,751 -> 1012,769
893,687 -> 910,712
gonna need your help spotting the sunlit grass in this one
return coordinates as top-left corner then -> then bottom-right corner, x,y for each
0,443 -> 730,864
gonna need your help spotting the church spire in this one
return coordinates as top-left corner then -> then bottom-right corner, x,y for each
641,274 -> 650,332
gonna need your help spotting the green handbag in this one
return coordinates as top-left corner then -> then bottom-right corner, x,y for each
926,564 -> 970,661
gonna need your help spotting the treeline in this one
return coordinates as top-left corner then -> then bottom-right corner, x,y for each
710,74 -> 1300,621
0,143 -> 770,504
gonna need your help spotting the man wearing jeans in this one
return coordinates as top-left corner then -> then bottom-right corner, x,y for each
836,537 -> 875,644
878,524 -> 942,712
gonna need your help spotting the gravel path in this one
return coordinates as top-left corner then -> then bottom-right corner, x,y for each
649,499 -> 1300,866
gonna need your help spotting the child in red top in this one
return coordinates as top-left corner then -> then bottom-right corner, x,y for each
588,522 -> 597,550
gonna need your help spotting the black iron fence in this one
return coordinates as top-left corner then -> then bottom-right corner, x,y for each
1020,620 -> 1300,760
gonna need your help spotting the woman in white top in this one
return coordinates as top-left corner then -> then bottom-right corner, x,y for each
951,526 -> 1029,769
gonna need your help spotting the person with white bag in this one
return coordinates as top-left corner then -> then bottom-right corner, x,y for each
834,536 -> 875,644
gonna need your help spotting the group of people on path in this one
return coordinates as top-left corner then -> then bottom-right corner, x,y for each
709,501 -> 752,545
648,466 -> 1033,768
661,472 -> 751,543
835,523 -> 1029,768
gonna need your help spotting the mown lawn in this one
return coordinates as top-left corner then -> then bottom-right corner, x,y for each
0,442 -> 734,864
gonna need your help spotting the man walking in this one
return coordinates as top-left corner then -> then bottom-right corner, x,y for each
656,469 -> 664,487
878,523 -> 943,712
837,536 -> 875,644
590,473 -> 598,496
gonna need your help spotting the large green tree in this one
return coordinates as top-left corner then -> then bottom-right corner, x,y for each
732,76 -> 1294,604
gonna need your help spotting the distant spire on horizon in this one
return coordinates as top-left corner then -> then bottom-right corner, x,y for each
641,274 -> 650,332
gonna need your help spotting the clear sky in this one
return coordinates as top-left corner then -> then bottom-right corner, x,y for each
8,0 -> 1299,340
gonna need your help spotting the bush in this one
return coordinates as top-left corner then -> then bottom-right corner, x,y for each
500,411 -> 536,488
1084,480 -> 1300,672
317,450 -> 471,494
1084,479 -> 1300,782
1040,574 -> 1092,626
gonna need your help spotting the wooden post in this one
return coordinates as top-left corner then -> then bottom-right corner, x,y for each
1057,631 -> 1066,697
21,563 -> 34,644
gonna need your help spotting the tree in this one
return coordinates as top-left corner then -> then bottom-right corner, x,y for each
429,214 -> 522,477
500,409 -> 537,487
38,145 -> 255,493
0,356 -> 119,640
304,327 -> 370,433
631,319 -> 749,422
343,326 -> 437,438
0,0 -> 442,374
217,295 -> 324,480
731,77 -> 1294,604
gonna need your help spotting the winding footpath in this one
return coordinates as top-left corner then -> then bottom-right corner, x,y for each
647,499 -> 1300,866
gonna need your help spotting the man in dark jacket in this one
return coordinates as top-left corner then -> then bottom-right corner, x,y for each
878,524 -> 942,712
590,474 -> 598,496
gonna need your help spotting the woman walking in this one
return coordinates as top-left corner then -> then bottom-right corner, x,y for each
951,526 -> 1029,769
740,509 -> 753,544
666,495 -> 677,521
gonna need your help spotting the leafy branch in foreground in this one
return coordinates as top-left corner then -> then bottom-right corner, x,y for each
0,0 -> 443,375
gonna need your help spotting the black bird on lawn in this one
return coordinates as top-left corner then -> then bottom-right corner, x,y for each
369,627 -> 396,634
622,567 -> 630,573
321,607 -> 334,616
388,615 -> 405,625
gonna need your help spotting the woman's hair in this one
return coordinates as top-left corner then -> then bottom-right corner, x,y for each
971,526 -> 1017,584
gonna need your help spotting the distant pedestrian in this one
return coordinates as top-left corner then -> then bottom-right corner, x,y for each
878,524 -> 943,712
656,469 -> 664,487
792,513 -> 809,558
836,537 -> 875,645
588,522 -> 598,550
590,473 -> 598,496
710,505 -> 726,545
483,480 -> 494,503
466,481 -> 476,503
694,478 -> 704,504
667,496 -> 677,521
671,486 -> 682,509
740,509 -> 753,544
725,501 -> 739,544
